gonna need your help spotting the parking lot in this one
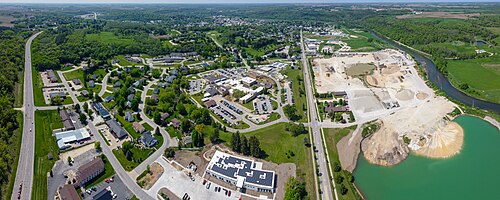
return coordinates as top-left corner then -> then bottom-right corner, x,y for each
147,157 -> 241,200
253,95 -> 273,114
82,175 -> 133,200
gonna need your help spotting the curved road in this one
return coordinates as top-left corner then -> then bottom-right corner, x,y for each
11,31 -> 42,200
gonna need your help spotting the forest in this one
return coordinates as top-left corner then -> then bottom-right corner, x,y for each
0,29 -> 28,199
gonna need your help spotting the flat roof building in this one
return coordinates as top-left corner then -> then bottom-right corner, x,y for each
55,128 -> 90,150
206,151 -> 276,193
47,70 -> 58,83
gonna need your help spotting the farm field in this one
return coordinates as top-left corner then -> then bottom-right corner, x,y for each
448,54 -> 500,104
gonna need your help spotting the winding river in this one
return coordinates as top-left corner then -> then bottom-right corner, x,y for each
371,32 -> 500,114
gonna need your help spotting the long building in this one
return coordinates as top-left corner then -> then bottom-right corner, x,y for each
55,128 -> 91,150
205,151 -> 275,193
75,157 -> 105,187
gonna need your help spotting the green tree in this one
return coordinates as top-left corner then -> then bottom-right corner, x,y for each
210,128 -> 220,143
249,136 -> 261,158
284,177 -> 307,200
231,132 -> 241,152
241,136 -> 250,156
94,141 -> 101,151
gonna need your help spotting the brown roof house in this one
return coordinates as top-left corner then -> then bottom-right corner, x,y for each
58,184 -> 79,200
75,157 -> 104,187
204,99 -> 217,108
171,118 -> 181,129
133,122 -> 145,133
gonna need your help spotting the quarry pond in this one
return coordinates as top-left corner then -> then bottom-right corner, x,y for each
354,115 -> 500,200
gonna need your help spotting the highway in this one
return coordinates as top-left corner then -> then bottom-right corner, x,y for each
300,30 -> 337,200
11,31 -> 42,200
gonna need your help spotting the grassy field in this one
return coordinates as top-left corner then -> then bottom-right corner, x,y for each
86,155 -> 116,188
33,68 -> 47,106
115,55 -> 137,66
323,126 -> 362,200
241,123 -> 316,199
282,67 -> 307,122
85,32 -> 134,46
63,69 -> 84,85
33,110 -> 63,200
4,112 -> 23,200
113,147 -> 153,171
14,71 -> 23,107
447,54 -> 500,104
342,30 -> 388,52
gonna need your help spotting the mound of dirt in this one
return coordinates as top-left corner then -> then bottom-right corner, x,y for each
365,75 -> 379,87
395,89 -> 415,101
416,92 -> 429,100
415,122 -> 464,158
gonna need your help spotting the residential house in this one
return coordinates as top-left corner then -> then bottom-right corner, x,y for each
171,118 -> 181,129
204,100 -> 217,108
150,94 -> 158,102
81,90 -> 89,96
72,79 -> 82,85
132,122 -> 145,133
124,112 -> 134,122
127,94 -> 135,101
141,131 -> 158,147
106,119 -> 128,139
59,109 -> 75,131
153,87 -> 159,94
103,96 -> 114,103
88,80 -> 95,88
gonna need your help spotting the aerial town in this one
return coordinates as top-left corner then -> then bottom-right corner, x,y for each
0,2 -> 499,200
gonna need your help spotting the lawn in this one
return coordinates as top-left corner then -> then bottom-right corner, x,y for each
85,155 -> 116,188
447,54 -> 500,104
241,123 -> 316,199
62,69 -> 85,85
323,126 -> 362,200
282,67 -> 307,122
33,68 -> 47,106
115,114 -> 141,139
113,147 -> 154,171
33,110 -> 63,200
4,112 -> 23,199
115,55 -> 136,66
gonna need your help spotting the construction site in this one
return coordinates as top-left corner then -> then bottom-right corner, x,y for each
312,49 -> 464,166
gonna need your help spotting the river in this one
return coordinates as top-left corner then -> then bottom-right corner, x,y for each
354,115 -> 500,200
371,32 -> 500,114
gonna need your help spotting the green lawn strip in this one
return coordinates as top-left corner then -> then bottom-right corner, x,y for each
85,155 -> 116,188
241,123 -> 316,199
33,68 -> 47,106
14,71 -> 24,107
113,148 -> 153,171
99,130 -> 110,146
323,126 -> 362,200
115,114 -> 141,139
62,97 -> 74,105
115,55 -> 135,66
4,112 -> 23,199
242,101 -> 254,111
33,110 -> 63,200
282,67 -> 307,122
143,123 -> 153,132
62,69 -> 85,84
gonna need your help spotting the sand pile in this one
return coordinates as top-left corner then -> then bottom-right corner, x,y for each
361,125 -> 409,166
415,122 -> 464,158
416,92 -> 429,100
395,89 -> 415,101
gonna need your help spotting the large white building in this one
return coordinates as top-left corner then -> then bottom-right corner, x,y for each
205,151 -> 276,193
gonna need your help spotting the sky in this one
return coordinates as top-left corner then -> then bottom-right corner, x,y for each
2,0 -> 499,3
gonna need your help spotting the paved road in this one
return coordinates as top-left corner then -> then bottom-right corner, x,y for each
88,122 -> 154,200
11,31 -> 42,200
300,30 -> 337,200
130,68 -> 176,179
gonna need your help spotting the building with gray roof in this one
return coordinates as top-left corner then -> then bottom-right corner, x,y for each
206,151 -> 275,193
140,131 -> 158,147
106,119 -> 128,139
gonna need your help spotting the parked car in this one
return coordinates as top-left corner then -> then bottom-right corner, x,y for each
206,182 -> 211,189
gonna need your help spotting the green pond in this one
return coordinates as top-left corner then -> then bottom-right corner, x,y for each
354,115 -> 500,200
